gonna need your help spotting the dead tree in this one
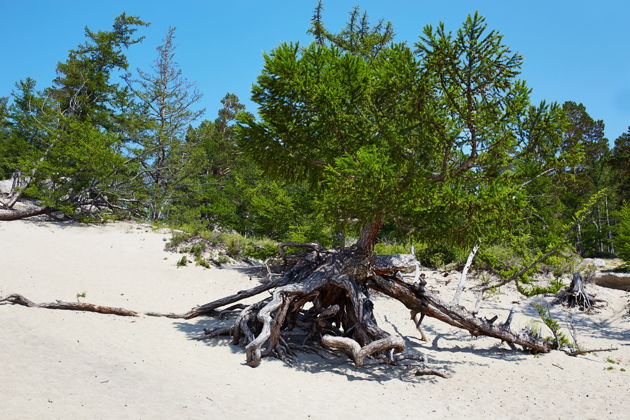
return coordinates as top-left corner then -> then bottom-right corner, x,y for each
555,273 -> 599,311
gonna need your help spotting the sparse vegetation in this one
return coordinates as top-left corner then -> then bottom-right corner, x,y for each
533,304 -> 574,350
166,227 -> 280,268
176,256 -> 189,267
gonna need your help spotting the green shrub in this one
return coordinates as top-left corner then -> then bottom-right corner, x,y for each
176,256 -> 188,267
167,233 -> 190,248
219,233 -> 247,257
477,244 -> 523,271
194,256 -> 212,268
417,246 -> 456,269
533,304 -> 574,349
374,242 -> 425,256
213,255 -> 231,265
244,238 -> 279,260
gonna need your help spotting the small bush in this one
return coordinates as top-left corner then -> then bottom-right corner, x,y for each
374,242 -> 425,255
190,243 -> 206,258
167,232 -> 194,249
477,244 -> 523,271
195,256 -> 212,268
220,233 -> 247,257
213,255 -> 231,265
533,304 -> 574,349
417,246 -> 456,269
177,256 -> 188,267
244,239 -> 279,260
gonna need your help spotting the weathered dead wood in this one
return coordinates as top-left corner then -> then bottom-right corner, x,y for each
451,243 -> 480,306
1,243 -> 553,371
0,293 -> 138,317
180,276 -> 289,319
0,206 -> 53,221
415,369 -> 450,378
373,253 -> 418,275
555,273 -> 602,311
246,290 -> 289,366
565,347 -> 618,357
321,334 -> 405,367
369,275 -> 550,353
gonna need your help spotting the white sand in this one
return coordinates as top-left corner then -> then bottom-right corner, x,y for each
1,220 -> 629,419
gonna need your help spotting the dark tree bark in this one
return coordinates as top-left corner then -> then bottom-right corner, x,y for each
356,217 -> 384,254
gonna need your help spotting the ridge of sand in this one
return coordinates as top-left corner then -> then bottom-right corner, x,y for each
1,220 -> 628,419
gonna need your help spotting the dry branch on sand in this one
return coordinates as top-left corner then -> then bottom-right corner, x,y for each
0,294 -> 138,316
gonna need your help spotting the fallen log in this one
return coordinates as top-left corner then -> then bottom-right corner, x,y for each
0,293 -> 138,317
0,206 -> 53,221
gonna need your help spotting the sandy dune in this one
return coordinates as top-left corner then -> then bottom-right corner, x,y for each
1,220 -> 628,419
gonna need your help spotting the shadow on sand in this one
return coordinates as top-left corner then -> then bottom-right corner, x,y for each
171,302 -> 536,383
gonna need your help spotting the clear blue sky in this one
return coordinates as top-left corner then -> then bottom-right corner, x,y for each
2,0 -> 629,142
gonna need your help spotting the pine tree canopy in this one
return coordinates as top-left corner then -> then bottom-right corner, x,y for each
238,11 -> 571,246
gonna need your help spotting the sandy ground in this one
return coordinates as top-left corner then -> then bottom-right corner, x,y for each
1,220 -> 629,420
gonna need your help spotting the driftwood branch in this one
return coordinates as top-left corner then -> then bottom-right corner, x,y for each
451,243 -> 480,306
0,293 -> 138,316
565,347 -> 618,357
0,206 -> 54,221
555,273 -> 602,311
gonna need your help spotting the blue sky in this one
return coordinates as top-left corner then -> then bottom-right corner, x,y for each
2,0 -> 629,142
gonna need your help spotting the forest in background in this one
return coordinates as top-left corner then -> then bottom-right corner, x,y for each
1,6 -> 629,284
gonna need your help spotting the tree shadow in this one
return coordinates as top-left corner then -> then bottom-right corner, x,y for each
170,307 -> 535,383
172,314 -> 454,383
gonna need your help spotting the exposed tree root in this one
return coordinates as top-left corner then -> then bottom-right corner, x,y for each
186,244 -> 551,367
322,334 -> 405,367
369,275 -> 550,353
555,273 -> 604,311
0,293 -> 138,316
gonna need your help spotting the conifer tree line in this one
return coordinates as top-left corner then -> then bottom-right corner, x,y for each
0,9 -> 628,266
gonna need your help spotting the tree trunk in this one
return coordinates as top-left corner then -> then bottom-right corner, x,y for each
356,216 -> 384,255
451,242 -> 480,306
605,195 -> 614,254
596,203 -> 603,254
0,206 -> 53,221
